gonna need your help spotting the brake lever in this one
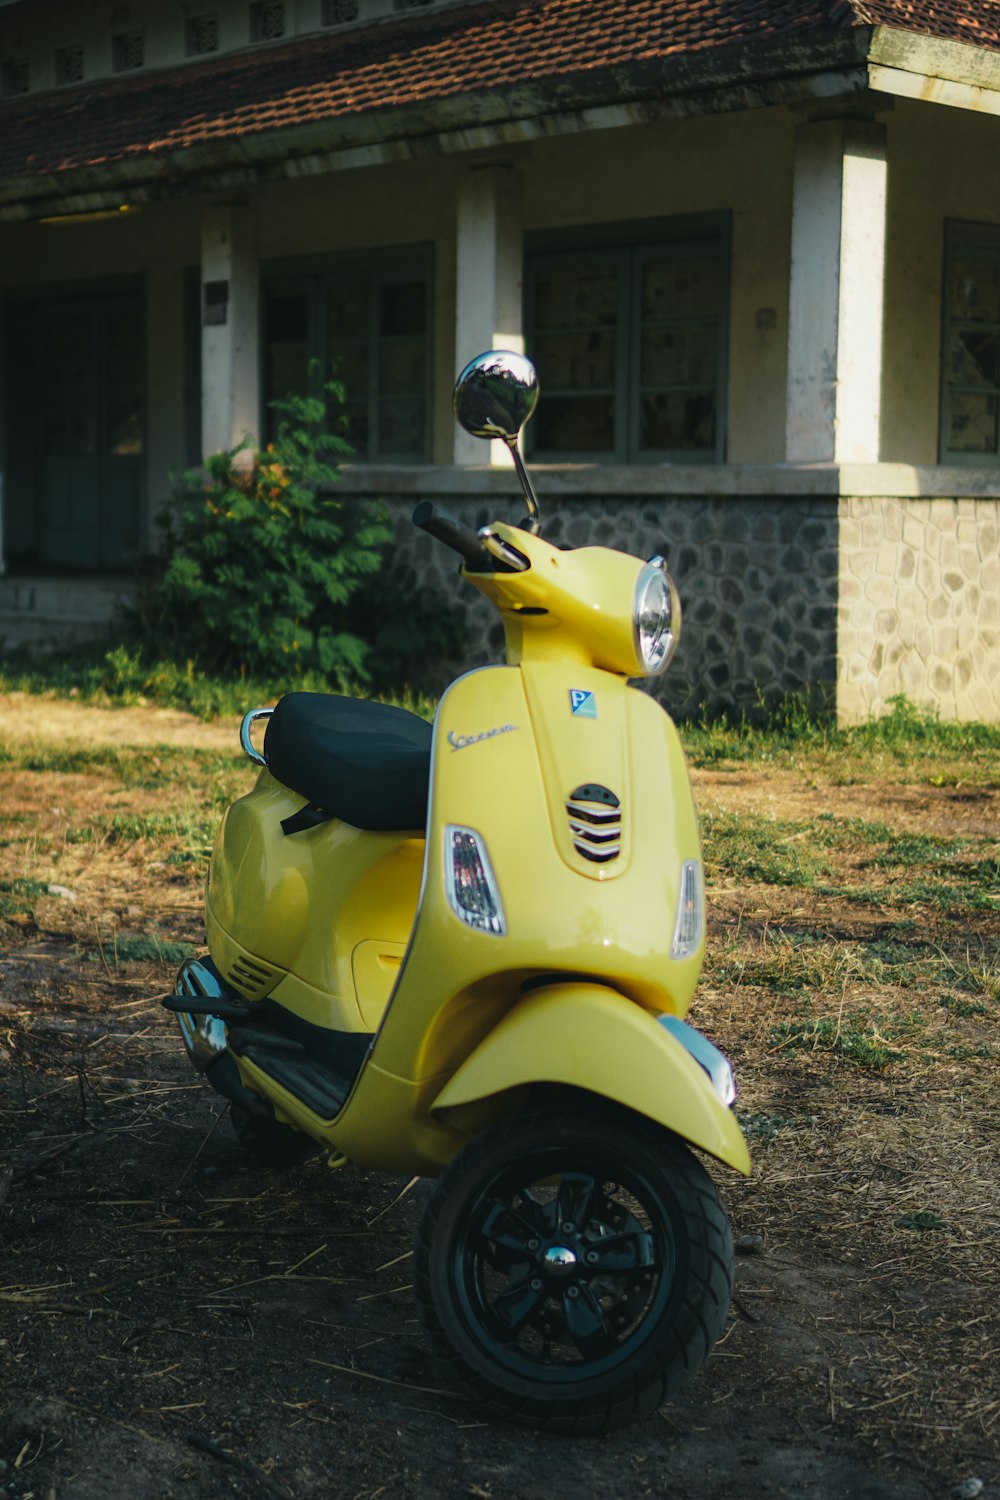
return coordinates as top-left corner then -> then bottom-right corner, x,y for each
478,527 -> 530,573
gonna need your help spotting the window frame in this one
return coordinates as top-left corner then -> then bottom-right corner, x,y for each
940,219 -> 1000,467
260,245 -> 434,465
524,214 -> 730,466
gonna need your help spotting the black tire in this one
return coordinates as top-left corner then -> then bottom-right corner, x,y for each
229,1101 -> 317,1168
414,1104 -> 734,1433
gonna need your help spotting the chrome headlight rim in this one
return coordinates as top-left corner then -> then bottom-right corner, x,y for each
632,558 -> 682,676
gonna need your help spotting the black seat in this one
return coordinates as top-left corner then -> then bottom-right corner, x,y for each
263,692 -> 432,832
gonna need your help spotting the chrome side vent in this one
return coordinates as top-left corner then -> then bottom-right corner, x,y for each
228,954 -> 281,1000
566,783 -> 621,864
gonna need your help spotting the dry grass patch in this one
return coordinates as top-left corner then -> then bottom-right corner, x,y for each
0,694 -> 997,1497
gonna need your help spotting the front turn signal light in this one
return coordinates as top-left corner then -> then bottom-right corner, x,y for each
444,826 -> 506,936
670,858 -> 704,960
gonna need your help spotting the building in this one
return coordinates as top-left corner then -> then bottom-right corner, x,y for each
0,0 -> 998,718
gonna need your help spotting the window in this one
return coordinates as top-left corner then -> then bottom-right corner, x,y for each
3,57 -> 30,95
54,45 -> 84,85
185,15 -> 219,55
263,249 -> 432,462
524,217 -> 729,464
941,221 -> 1000,464
113,31 -> 145,71
250,2 -> 285,41
321,0 -> 359,23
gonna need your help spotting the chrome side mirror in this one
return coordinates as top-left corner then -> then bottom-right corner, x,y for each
454,350 -> 539,442
453,350 -> 541,534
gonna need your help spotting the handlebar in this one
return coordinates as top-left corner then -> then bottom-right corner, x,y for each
411,501 -> 497,572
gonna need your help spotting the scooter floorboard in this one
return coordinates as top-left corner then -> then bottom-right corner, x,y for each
227,1025 -> 360,1121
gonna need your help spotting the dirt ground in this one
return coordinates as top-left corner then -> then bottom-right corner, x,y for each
0,695 -> 996,1500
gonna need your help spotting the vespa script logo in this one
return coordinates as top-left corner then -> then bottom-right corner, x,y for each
447,723 -> 518,752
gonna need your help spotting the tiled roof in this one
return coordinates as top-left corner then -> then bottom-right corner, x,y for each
844,0 -> 1000,46
2,0 -> 999,187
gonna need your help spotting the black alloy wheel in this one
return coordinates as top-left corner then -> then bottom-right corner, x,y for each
414,1104 -> 734,1432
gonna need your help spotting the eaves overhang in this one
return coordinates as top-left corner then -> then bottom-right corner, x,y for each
3,23 -> 1000,224
867,26 -> 1000,113
0,28 -> 875,222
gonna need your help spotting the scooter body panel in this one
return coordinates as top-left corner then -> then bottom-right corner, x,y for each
323,661 -> 712,1172
431,983 -> 751,1175
206,768 -> 423,1032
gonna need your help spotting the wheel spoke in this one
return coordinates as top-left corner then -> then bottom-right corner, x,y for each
562,1284 -> 618,1359
489,1275 -> 546,1340
583,1230 -> 660,1275
480,1200 -> 543,1260
555,1172 -> 599,1232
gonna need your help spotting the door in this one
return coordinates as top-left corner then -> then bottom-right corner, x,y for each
11,286 -> 144,570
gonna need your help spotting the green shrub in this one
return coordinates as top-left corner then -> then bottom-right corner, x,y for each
138,381 -> 391,682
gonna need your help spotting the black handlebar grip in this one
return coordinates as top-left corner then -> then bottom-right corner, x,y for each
411,501 -> 493,569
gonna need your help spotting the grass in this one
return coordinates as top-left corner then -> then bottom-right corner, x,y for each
86,933 -> 197,966
0,876 -> 50,919
65,809 -> 219,849
0,740 -> 245,789
736,1110 -> 813,1143
0,682 -> 997,1482
683,690 -> 1000,786
0,642 -> 437,723
701,810 -> 831,887
769,1014 -> 909,1070
699,801 -> 998,916
896,1211 -> 948,1232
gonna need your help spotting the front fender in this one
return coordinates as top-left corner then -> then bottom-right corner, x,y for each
431,984 -> 750,1175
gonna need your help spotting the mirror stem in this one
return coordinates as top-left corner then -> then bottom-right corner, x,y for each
505,437 -> 541,535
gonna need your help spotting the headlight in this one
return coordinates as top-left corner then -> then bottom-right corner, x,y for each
632,558 -> 681,675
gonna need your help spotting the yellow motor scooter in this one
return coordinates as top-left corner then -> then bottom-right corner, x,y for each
165,351 -> 750,1433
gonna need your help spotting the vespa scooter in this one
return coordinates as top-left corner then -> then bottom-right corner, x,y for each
165,350 -> 750,1433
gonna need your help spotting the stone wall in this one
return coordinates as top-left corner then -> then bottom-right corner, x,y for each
375,481 -> 1000,723
379,491 -> 839,720
838,496 -> 1000,723
7,468 -> 994,727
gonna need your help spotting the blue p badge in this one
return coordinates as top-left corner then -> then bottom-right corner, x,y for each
569,689 -> 597,719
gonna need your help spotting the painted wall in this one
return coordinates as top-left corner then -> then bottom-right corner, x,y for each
246,104 -> 799,464
252,158 -> 462,464
882,96 -> 1000,464
0,0 -> 415,95
520,107 -> 796,465
3,88 -> 1000,563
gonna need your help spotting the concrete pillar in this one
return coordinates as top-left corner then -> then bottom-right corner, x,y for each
200,203 -> 259,459
785,116 -> 888,464
453,164 -> 524,466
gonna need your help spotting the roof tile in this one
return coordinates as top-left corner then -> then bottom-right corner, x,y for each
2,0 -> 999,186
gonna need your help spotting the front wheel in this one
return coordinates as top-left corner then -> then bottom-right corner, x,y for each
414,1105 -> 734,1433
